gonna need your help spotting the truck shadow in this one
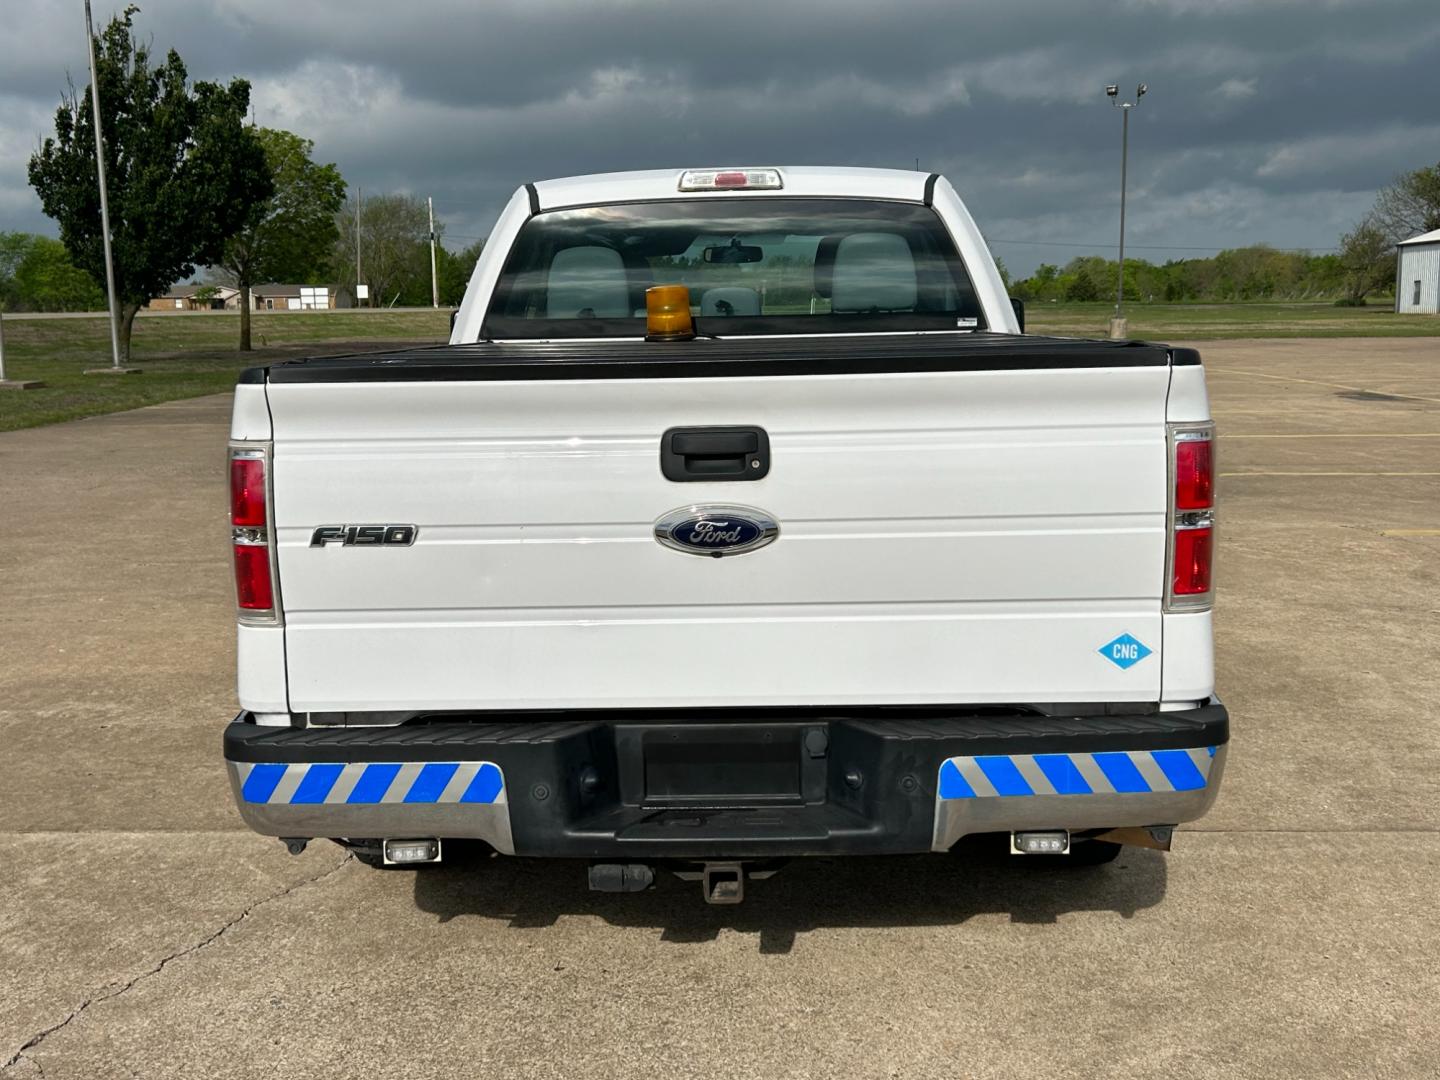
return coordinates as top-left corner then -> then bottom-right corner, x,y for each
410,848 -> 1167,954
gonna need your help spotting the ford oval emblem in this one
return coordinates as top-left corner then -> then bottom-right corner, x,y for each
654,504 -> 779,558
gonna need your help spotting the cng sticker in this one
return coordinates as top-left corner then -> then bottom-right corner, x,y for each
1099,633 -> 1152,670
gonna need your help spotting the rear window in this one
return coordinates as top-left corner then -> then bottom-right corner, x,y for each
483,198 -> 984,339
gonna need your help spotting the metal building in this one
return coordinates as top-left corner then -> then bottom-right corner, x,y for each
1396,228 -> 1440,314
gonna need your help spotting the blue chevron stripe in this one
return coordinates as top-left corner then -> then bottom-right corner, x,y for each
937,748 -> 1217,800
238,761 -> 505,805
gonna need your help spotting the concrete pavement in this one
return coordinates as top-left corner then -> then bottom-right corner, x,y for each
1,338 -> 1437,1078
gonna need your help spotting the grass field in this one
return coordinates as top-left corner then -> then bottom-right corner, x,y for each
1,302 -> 1436,433
1024,300 -> 1440,339
0,309 -> 452,433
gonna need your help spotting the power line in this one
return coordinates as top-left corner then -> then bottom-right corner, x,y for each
988,237 -> 1341,253
439,230 -> 1338,254
439,226 -> 1339,253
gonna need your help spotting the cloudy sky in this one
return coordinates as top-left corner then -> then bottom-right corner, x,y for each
2,0 -> 1437,276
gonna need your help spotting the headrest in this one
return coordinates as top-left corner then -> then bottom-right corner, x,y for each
828,233 -> 917,313
546,246 -> 631,318
812,235 -> 844,299
700,287 -> 762,317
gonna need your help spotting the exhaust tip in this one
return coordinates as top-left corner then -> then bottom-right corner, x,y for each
588,863 -> 656,893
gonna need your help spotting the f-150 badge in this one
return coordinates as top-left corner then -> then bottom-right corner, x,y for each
653,505 -> 778,558
310,525 -> 417,547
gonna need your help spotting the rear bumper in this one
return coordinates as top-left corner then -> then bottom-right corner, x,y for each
224,702 -> 1228,858
221,705 -> 1226,858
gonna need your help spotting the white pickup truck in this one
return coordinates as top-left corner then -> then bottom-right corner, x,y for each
223,166 -> 1226,902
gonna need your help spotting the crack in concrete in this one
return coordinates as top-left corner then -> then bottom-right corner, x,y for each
1,853 -> 351,1075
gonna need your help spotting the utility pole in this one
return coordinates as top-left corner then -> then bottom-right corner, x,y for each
428,196 -> 439,309
355,187 -> 363,307
82,0 -> 128,373
1105,82 -> 1146,340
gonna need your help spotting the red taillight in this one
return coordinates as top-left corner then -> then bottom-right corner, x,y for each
1167,424 -> 1215,609
231,455 -> 267,526
1175,437 -> 1213,510
714,171 -> 747,187
1172,526 -> 1213,595
233,542 -> 274,609
230,444 -> 278,621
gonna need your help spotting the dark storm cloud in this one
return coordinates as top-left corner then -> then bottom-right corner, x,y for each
3,0 -> 1438,274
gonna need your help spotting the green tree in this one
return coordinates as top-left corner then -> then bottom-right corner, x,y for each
27,6 -> 271,361
1009,247 -> 1361,306
14,236 -> 107,312
437,239 -> 484,307
219,128 -> 346,349
992,255 -> 1012,291
0,233 -> 106,312
1064,267 -> 1100,302
0,232 -> 30,310
333,193 -> 430,307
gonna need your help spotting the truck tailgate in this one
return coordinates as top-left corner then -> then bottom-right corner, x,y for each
264,338 -> 1172,712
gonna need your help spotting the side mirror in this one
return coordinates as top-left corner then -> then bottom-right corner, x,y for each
1010,297 -> 1025,333
450,309 -> 459,333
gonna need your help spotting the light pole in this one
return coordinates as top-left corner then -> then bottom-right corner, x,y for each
1105,82 -> 1146,340
82,0 -> 126,372
428,196 -> 439,309
355,187 -> 364,307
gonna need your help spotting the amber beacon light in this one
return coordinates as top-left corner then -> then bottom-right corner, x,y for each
646,285 -> 695,341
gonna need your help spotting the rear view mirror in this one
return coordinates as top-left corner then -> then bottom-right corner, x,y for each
703,241 -> 764,265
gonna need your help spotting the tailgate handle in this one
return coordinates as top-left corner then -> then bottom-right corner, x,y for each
661,426 -> 770,481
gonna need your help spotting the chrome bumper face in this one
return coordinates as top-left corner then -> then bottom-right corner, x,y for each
227,760 -> 516,855
931,744 -> 1227,851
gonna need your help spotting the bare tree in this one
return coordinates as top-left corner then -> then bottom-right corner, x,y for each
1371,162 -> 1440,243
1337,215 -> 1394,305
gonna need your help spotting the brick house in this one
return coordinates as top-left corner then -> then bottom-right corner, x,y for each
147,285 -> 241,311
250,284 -> 355,311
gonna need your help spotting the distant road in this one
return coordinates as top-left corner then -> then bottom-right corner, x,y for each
5,307 -> 449,320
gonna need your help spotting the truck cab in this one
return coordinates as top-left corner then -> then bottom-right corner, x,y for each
223,167 -> 1226,901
